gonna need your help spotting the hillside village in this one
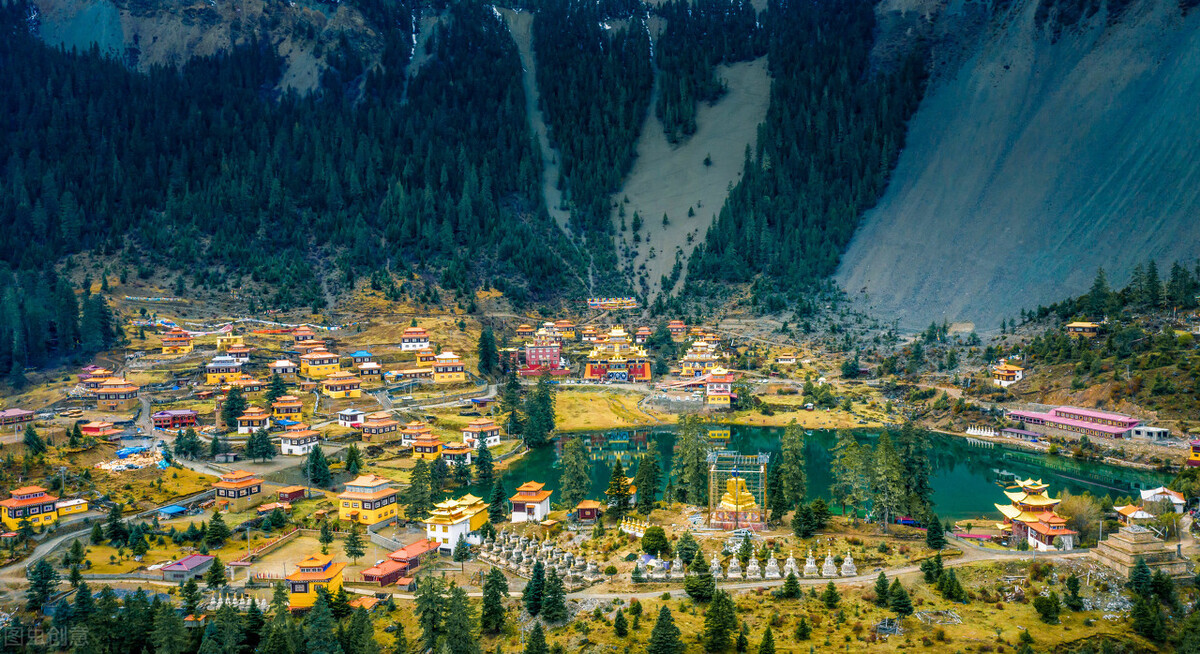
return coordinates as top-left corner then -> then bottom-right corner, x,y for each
0,277 -> 1195,653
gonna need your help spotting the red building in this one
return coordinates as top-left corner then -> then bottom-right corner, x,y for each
524,338 -> 561,370
152,410 -> 199,430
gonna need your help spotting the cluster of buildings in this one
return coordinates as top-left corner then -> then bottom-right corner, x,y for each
993,478 -> 1077,551
77,367 -> 142,412
0,486 -> 89,531
1006,405 -> 1169,440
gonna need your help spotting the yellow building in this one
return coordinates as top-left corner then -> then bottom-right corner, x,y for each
268,359 -> 298,381
583,327 -> 651,381
992,361 -> 1025,387
680,340 -> 721,378
205,356 -> 244,385
94,378 -> 141,412
285,553 -> 346,610
300,350 -> 340,380
554,320 -> 577,340
413,435 -> 443,461
0,487 -> 89,530
705,367 -> 735,407
212,470 -> 265,512
423,494 -> 488,552
271,395 -> 304,420
338,475 -> 399,526
1065,322 -> 1100,338
216,334 -> 245,352
160,328 -> 194,355
432,352 -> 466,383
321,371 -> 362,399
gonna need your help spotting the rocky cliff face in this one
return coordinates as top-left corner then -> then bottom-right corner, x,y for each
836,0 -> 1200,331
31,0 -> 381,92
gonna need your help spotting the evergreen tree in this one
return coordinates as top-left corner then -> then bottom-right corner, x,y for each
69,422 -> 82,448
559,435 -> 590,509
925,512 -> 946,550
1032,592 -> 1061,624
245,600 -> 266,652
874,572 -> 890,606
90,521 -> 104,545
474,441 -> 494,489
780,420 -> 807,507
206,511 -> 232,547
210,432 -> 225,458
541,569 -> 567,623
606,459 -> 631,521
345,524 -> 365,563
757,627 -> 775,654
265,374 -> 289,405
829,431 -> 866,518
304,592 -> 344,654
480,567 -> 508,634
524,623 -> 548,654
319,520 -> 335,555
676,532 -> 700,566
25,559 -> 58,611
703,590 -> 738,651
522,370 -> 556,447
1087,268 -> 1113,317
647,606 -> 684,654
780,572 -> 800,599
765,456 -> 788,525
675,414 -> 708,504
406,459 -> 434,518
1064,574 -> 1084,611
684,550 -> 716,602
614,608 -> 629,637
488,482 -> 508,524
523,560 -> 545,615
248,428 -> 277,462
632,449 -> 661,514
22,424 -> 45,455
104,503 -> 128,544
306,445 -> 332,487
206,554 -> 227,589
152,601 -> 190,654
414,577 -> 447,653
820,581 -> 840,609
477,328 -> 498,377
220,386 -> 248,431
896,423 -> 933,518
794,616 -> 811,640
501,368 -> 524,437
871,432 -> 905,531
443,583 -> 481,654
1130,596 -> 1166,642
390,622 -> 409,654
888,579 -> 912,616
344,443 -> 364,475
1129,557 -> 1153,597
181,577 -> 202,615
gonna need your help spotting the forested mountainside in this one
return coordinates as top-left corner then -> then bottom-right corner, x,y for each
836,0 -> 1200,330
682,0 -> 928,312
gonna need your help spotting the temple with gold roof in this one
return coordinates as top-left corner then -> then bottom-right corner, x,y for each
582,327 -> 652,381
709,476 -> 764,531
995,478 -> 1077,551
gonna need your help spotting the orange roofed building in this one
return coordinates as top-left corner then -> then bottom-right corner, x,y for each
338,475 -> 399,526
510,481 -> 552,523
286,553 -> 345,610
213,470 -> 264,512
94,378 -> 140,412
160,328 -> 194,354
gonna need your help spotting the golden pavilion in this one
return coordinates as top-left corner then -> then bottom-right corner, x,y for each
995,478 -> 1077,551
709,477 -> 764,531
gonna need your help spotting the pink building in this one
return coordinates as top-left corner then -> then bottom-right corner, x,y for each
1006,406 -> 1142,438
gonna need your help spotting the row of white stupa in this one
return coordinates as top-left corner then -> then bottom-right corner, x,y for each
634,549 -> 858,581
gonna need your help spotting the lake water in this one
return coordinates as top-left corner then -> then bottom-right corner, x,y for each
471,426 -> 1171,522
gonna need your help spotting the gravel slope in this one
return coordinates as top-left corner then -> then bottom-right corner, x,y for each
836,0 -> 1200,331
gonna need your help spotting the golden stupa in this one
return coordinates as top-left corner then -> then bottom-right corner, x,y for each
718,477 -> 758,511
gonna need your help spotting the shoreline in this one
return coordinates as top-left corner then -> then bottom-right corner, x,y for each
926,426 -> 1168,475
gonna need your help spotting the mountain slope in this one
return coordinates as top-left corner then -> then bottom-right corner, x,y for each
836,0 -> 1200,331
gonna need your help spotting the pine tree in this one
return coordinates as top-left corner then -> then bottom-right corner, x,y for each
488,482 -> 508,524
524,623 -> 548,654
220,386 -> 248,431
480,567 -> 508,634
676,532 -> 700,566
606,460 -> 631,521
685,551 -> 716,602
210,432 -> 224,458
1129,557 -> 1153,597
703,590 -> 737,651
925,512 -> 946,550
647,606 -> 684,654
633,450 -> 662,515
248,428 -> 276,462
765,457 -> 788,525
614,608 -> 629,637
477,328 -> 498,377
541,569 -> 567,623
344,443 -> 364,475
794,616 -> 811,640
206,511 -> 231,546
522,370 -> 556,447
872,432 -> 905,531
791,504 -> 815,538
304,592 -> 343,654
1131,596 -> 1166,642
757,627 -> 775,654
152,601 -> 190,654
676,414 -> 708,504
25,559 -> 58,611
829,431 -> 865,518
820,581 -> 839,609
69,422 -> 82,448
319,520 -> 335,555
1087,268 -> 1112,317
523,560 -> 545,616
767,571 -> 795,599
896,422 -> 933,518
181,577 -> 202,616
874,572 -> 889,606
22,424 -> 45,456
104,503 -> 128,544
264,374 -> 288,405
206,554 -> 227,589
406,459 -> 434,518
443,583 -> 481,654
415,577 -> 447,653
780,420 -> 807,507
1064,574 -> 1084,611
474,441 -> 494,489
345,524 -> 365,563
390,622 -> 409,654
888,579 -> 912,616
559,435 -> 590,509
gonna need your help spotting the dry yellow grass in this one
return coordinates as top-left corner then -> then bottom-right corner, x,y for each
555,389 -> 673,432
